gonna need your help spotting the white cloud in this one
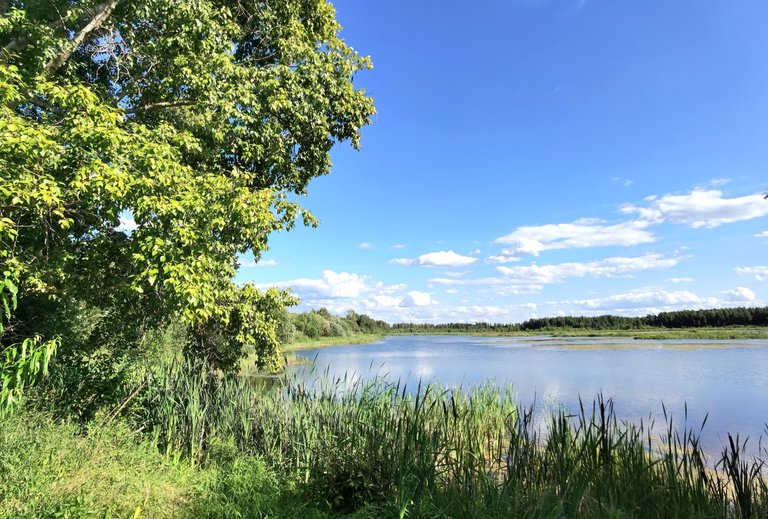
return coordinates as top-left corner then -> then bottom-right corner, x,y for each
358,242 -> 373,250
710,178 -> 731,186
490,284 -> 544,296
391,250 -> 478,268
260,269 -> 369,298
736,266 -> 768,281
391,243 -> 407,249
495,253 -> 680,284
755,231 -> 768,238
376,282 -> 406,293
570,289 -> 715,312
254,270 -> 442,322
368,295 -> 402,309
622,189 -> 768,228
486,248 -> 521,264
429,254 -> 677,297
429,276 -> 544,295
240,258 -> 278,268
492,187 -> 768,260
401,291 -> 435,307
493,218 -> 656,256
666,277 -> 693,283
722,287 -> 755,302
549,285 -> 759,316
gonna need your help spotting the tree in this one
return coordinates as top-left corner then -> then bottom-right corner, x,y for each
0,0 -> 374,384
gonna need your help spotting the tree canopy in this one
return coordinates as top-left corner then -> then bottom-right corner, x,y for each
0,0 -> 374,385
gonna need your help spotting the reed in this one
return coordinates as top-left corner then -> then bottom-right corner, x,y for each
133,359 -> 768,517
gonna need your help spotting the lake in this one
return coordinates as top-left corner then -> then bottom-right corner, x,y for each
291,335 -> 768,456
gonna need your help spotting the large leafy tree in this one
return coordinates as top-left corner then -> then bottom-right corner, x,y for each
0,0 -> 374,384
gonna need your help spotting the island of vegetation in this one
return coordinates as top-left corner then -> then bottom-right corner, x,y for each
1,1 -> 767,517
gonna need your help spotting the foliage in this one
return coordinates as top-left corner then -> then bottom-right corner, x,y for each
0,335 -> 58,415
281,308 -> 390,344
0,265 -> 57,415
0,1 -> 374,382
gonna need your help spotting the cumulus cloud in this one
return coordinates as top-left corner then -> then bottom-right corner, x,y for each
254,270 -> 444,321
570,289 -> 714,311
722,287 -> 755,302
495,253 -> 680,284
430,254 -> 678,295
491,187 -> 768,259
401,291 -> 436,307
486,249 -> 521,264
736,266 -> 768,281
552,285 -> 759,315
755,231 -> 768,238
493,218 -> 656,256
260,269 -> 369,298
391,250 -> 477,268
621,189 -> 768,228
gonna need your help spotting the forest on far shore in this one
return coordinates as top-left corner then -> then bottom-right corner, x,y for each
282,306 -> 768,342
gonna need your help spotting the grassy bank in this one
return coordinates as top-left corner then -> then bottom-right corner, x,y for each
384,327 -> 768,340
544,326 -> 768,340
284,333 -> 385,351
4,361 -> 767,518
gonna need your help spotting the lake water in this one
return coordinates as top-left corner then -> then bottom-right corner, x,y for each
291,335 -> 768,456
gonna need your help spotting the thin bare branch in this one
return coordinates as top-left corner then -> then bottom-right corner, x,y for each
45,0 -> 124,74
124,99 -> 200,115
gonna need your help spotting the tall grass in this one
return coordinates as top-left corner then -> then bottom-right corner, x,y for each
132,359 -> 768,517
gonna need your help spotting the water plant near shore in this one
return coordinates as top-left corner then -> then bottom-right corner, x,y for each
130,359 -> 768,517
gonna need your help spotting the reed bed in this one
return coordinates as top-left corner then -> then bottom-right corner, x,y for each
135,359 -> 768,517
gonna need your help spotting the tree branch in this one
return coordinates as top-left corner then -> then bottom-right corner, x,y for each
124,99 -> 200,115
44,0 -> 124,74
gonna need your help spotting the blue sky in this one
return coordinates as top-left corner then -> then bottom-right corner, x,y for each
237,0 -> 768,323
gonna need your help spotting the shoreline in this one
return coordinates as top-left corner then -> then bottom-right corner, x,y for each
385,327 -> 768,340
274,328 -> 768,359
282,333 -> 385,352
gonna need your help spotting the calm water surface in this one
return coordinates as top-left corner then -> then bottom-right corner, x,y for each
292,335 -> 768,455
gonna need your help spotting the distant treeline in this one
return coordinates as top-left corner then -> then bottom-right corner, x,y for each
519,306 -> 768,331
284,306 -> 768,342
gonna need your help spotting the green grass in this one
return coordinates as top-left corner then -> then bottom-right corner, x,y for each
284,333 -> 385,351
0,410 -> 200,517
387,327 -> 768,340
543,326 -> 768,339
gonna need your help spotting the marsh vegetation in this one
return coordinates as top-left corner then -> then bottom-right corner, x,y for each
3,359 -> 768,518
